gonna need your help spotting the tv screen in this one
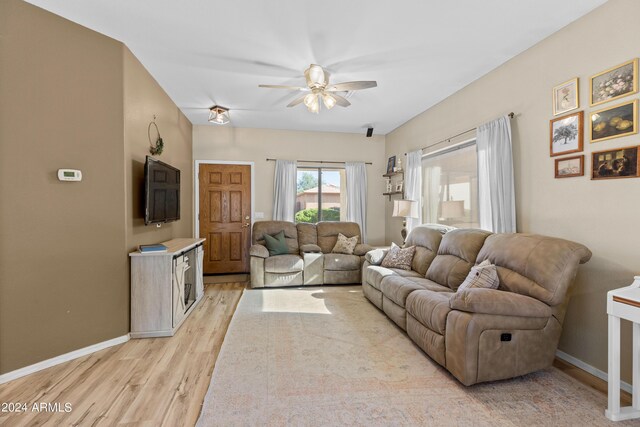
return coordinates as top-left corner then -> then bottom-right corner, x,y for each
144,156 -> 180,225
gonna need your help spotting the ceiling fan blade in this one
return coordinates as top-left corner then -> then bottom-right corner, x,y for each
259,84 -> 307,91
326,81 -> 377,92
329,93 -> 351,108
286,94 -> 307,108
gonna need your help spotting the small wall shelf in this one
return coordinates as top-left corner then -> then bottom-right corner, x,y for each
383,171 -> 404,178
383,170 -> 404,200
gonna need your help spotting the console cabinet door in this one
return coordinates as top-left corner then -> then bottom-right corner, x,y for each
195,246 -> 204,298
172,258 -> 187,327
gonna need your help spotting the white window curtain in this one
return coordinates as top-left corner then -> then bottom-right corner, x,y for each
405,150 -> 423,233
273,159 -> 297,221
345,162 -> 367,243
423,165 -> 441,224
477,116 -> 516,233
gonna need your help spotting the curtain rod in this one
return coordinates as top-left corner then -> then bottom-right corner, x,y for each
266,158 -> 372,165
404,112 -> 515,156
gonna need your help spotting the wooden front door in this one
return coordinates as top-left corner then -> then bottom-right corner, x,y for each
199,164 -> 251,274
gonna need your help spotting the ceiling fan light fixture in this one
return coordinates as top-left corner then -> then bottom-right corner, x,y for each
305,64 -> 328,88
208,105 -> 230,125
322,93 -> 336,110
305,94 -> 320,114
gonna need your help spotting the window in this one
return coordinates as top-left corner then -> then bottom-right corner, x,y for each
295,168 -> 346,223
422,141 -> 479,228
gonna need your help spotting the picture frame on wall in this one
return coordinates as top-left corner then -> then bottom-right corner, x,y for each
555,155 -> 584,178
552,78 -> 579,116
550,111 -> 583,157
590,58 -> 638,107
590,100 -> 637,143
591,145 -> 639,180
395,181 -> 404,192
386,156 -> 396,174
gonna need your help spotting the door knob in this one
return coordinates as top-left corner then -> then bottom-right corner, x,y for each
242,222 -> 250,228
245,215 -> 250,220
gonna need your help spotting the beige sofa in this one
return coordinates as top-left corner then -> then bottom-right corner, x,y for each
250,221 -> 373,288
362,225 -> 591,386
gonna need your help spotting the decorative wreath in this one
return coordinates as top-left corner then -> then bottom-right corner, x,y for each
148,118 -> 164,155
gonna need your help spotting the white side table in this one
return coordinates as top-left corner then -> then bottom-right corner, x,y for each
606,276 -> 640,421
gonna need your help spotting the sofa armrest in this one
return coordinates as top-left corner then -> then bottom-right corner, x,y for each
449,288 -> 552,318
300,244 -> 322,253
250,244 -> 269,258
364,248 -> 389,265
354,244 -> 374,256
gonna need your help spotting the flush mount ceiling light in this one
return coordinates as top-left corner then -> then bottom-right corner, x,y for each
208,105 -> 230,125
259,64 -> 377,114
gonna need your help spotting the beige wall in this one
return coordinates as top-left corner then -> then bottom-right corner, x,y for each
0,1 -> 193,374
193,127 -> 387,245
123,47 -> 193,251
0,0 -> 127,374
385,0 -> 640,382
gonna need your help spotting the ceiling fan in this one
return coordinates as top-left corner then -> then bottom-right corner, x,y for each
259,64 -> 377,113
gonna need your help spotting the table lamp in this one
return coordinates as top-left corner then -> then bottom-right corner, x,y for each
392,199 -> 418,242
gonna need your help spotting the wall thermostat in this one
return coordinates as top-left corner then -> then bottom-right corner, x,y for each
57,169 -> 82,182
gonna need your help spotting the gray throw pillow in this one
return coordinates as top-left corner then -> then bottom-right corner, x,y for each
381,243 -> 416,271
263,230 -> 289,256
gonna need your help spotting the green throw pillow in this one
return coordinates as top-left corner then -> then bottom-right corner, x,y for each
263,230 -> 289,256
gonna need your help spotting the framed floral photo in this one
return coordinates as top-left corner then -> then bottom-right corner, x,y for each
555,155 -> 584,178
550,111 -> 583,157
591,146 -> 639,180
590,100 -> 637,143
553,78 -> 579,115
590,59 -> 638,106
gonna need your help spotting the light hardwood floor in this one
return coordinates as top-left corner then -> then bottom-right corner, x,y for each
0,281 -> 627,426
0,282 -> 244,427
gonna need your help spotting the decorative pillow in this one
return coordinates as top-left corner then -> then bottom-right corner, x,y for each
263,230 -> 289,256
457,260 -> 499,292
381,243 -> 416,270
331,233 -> 359,255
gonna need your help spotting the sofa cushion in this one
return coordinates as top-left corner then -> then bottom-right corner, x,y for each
405,277 -> 453,293
264,255 -> 304,273
380,276 -> 427,308
476,233 -> 592,306
296,223 -> 317,246
381,244 -> 416,270
324,253 -> 360,271
324,270 -> 360,284
331,233 -> 359,254
404,226 -> 443,275
426,229 -> 492,291
263,230 -> 289,256
363,265 -> 421,290
406,290 -> 454,335
317,222 -> 361,253
253,221 -> 299,254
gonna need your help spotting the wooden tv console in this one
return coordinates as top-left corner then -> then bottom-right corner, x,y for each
129,238 -> 205,338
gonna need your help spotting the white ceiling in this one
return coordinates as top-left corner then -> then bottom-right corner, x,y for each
26,0 -> 606,135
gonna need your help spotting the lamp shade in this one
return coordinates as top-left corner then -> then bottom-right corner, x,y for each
392,199 -> 418,218
441,200 -> 464,219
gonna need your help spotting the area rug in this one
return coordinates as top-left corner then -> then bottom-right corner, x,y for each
197,286 -> 625,426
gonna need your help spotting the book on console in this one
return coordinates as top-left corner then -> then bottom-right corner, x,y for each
138,244 -> 168,253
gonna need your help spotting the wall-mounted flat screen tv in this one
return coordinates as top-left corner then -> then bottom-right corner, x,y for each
144,156 -> 180,225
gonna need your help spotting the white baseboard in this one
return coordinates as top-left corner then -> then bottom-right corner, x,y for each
0,334 -> 130,385
556,349 -> 632,394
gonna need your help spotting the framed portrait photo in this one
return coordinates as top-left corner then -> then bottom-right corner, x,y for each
591,145 -> 639,180
395,181 -> 403,192
590,58 -> 638,107
386,156 -> 396,174
590,99 -> 637,143
550,111 -> 583,157
555,155 -> 584,178
552,78 -> 579,116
